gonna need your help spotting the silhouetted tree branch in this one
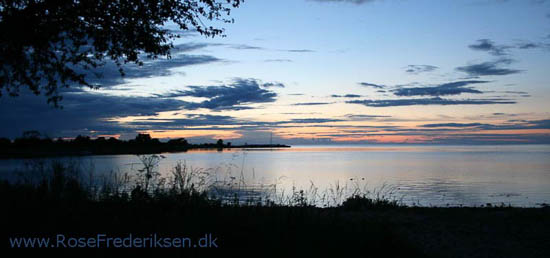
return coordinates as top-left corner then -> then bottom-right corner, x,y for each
0,0 -> 241,106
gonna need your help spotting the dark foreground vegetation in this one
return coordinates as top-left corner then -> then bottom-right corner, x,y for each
2,159 -> 549,258
0,131 -> 289,158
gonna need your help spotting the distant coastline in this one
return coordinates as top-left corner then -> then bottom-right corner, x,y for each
0,133 -> 290,159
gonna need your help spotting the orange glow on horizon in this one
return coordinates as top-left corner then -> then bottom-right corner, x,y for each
142,130 -> 242,140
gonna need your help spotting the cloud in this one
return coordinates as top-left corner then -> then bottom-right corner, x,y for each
519,119 -> 550,129
346,97 -> 516,107
127,114 -> 241,128
279,112 -> 322,115
331,94 -> 362,98
283,49 -> 315,53
516,42 -> 540,49
419,119 -> 550,130
171,42 -> 223,53
467,39 -> 548,56
0,89 -> 187,138
0,87 -> 348,139
172,42 -> 314,55
156,78 -> 278,111
502,90 -> 529,95
127,116 -> 351,131
392,80 -> 488,96
3,89 -> 542,145
455,59 -> 521,77
287,118 -> 344,123
477,119 -> 550,130
358,82 -> 386,89
291,102 -> 333,106
132,117 -> 550,144
345,114 -> 392,120
72,42 -> 229,88
220,43 -> 315,53
262,82 -> 286,88
264,59 -> 293,63
82,54 -> 221,88
229,44 -> 265,50
420,123 -> 485,128
405,65 -> 439,74
468,39 -> 510,56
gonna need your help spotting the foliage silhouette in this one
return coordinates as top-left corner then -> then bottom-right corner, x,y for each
0,0 -> 241,106
2,160 -> 550,257
0,133 -> 289,158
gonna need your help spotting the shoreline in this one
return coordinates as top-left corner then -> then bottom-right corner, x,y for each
3,188 -> 549,257
0,144 -> 291,159
2,160 -> 549,257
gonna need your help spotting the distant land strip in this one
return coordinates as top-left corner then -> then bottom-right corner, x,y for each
0,133 -> 290,159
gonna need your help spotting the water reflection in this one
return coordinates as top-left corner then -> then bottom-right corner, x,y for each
1,145 -> 549,207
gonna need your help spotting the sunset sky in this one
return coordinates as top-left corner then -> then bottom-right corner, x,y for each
2,0 -> 550,144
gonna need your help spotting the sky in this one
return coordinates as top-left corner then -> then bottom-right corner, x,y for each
1,0 -> 550,144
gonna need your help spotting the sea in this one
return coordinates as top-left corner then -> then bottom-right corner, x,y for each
1,144 -> 549,207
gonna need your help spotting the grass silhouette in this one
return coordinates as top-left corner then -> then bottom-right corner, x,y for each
2,156 -> 549,257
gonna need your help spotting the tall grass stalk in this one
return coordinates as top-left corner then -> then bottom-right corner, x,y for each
8,155 -> 404,209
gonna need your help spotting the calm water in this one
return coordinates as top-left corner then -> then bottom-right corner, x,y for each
1,145 -> 549,207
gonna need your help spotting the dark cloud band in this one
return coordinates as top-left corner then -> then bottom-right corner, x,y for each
346,97 -> 516,107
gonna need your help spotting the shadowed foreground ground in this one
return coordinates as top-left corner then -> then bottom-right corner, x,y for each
2,183 -> 549,258
1,159 -> 549,257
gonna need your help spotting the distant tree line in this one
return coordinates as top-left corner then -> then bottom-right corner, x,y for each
0,131 -> 288,158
